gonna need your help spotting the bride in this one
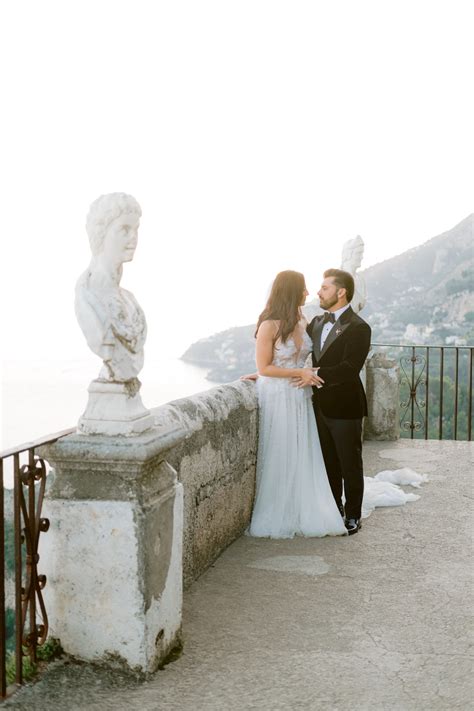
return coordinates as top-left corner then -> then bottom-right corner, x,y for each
246,270 -> 347,538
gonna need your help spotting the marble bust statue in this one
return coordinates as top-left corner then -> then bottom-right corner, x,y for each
75,193 -> 153,435
303,234 -> 368,321
76,193 -> 146,381
341,235 -> 367,313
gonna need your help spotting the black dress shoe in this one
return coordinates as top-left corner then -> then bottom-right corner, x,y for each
344,518 -> 361,535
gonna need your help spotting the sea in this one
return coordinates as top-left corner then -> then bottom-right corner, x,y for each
1,356 -> 221,488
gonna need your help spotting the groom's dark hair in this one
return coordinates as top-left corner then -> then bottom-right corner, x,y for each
324,269 -> 354,302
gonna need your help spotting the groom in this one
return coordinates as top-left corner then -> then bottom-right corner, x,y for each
299,269 -> 371,535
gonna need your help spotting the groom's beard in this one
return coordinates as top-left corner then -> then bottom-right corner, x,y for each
319,295 -> 338,310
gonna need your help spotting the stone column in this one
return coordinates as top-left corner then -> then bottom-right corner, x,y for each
364,352 -> 400,440
40,424 -> 186,673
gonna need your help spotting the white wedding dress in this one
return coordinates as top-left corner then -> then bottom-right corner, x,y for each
249,322 -> 347,538
248,320 -> 427,539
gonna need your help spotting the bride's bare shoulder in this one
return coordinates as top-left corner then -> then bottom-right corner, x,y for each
257,319 -> 279,337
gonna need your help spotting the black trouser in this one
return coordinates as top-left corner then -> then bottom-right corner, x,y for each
315,407 -> 364,520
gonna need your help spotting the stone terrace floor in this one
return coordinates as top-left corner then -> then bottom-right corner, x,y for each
5,440 -> 474,711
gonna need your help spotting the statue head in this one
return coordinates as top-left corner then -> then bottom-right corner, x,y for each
341,235 -> 364,272
86,193 -> 142,263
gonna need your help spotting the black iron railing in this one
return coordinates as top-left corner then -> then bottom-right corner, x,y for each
372,344 -> 473,441
0,428 -> 74,701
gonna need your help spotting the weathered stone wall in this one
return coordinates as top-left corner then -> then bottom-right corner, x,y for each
41,427 -> 187,673
152,381 -> 258,588
364,352 -> 400,440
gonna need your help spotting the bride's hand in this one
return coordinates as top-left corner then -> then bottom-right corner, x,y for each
292,368 -> 325,388
240,372 -> 259,381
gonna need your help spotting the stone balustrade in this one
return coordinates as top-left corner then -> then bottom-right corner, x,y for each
40,380 -> 258,674
364,352 -> 400,440
151,381 -> 258,588
39,356 -> 398,674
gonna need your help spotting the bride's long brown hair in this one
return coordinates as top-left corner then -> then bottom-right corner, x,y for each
255,270 -> 306,344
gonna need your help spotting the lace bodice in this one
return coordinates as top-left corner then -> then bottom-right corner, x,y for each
272,321 -> 312,369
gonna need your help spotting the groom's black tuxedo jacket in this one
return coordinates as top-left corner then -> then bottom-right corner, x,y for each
307,306 -> 371,420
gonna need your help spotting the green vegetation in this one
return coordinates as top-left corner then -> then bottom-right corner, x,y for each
445,270 -> 474,295
4,638 -> 63,685
5,608 -> 15,652
6,652 -> 37,685
393,347 -> 472,440
36,637 -> 63,662
4,519 -> 25,654
4,519 -> 15,578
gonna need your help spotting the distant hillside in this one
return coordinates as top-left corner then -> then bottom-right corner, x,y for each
182,215 -> 474,382
362,214 -> 474,344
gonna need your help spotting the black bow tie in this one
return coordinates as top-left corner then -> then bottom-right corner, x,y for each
323,312 -> 336,324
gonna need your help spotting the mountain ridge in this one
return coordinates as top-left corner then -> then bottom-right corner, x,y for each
182,215 -> 474,382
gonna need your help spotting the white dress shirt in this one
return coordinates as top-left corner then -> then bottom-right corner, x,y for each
320,304 -> 351,349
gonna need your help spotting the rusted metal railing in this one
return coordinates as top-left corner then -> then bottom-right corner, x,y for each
0,428 -> 74,701
372,344 -> 473,441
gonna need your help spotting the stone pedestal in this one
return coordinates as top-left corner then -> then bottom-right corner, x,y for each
78,378 -> 154,436
364,352 -> 400,441
40,424 -> 186,673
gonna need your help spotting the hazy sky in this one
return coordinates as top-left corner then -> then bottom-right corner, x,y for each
1,0 -> 473,363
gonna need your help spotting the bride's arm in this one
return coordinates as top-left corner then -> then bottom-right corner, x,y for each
256,321 -> 320,382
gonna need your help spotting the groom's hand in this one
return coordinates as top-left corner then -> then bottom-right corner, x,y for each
292,369 -> 325,388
